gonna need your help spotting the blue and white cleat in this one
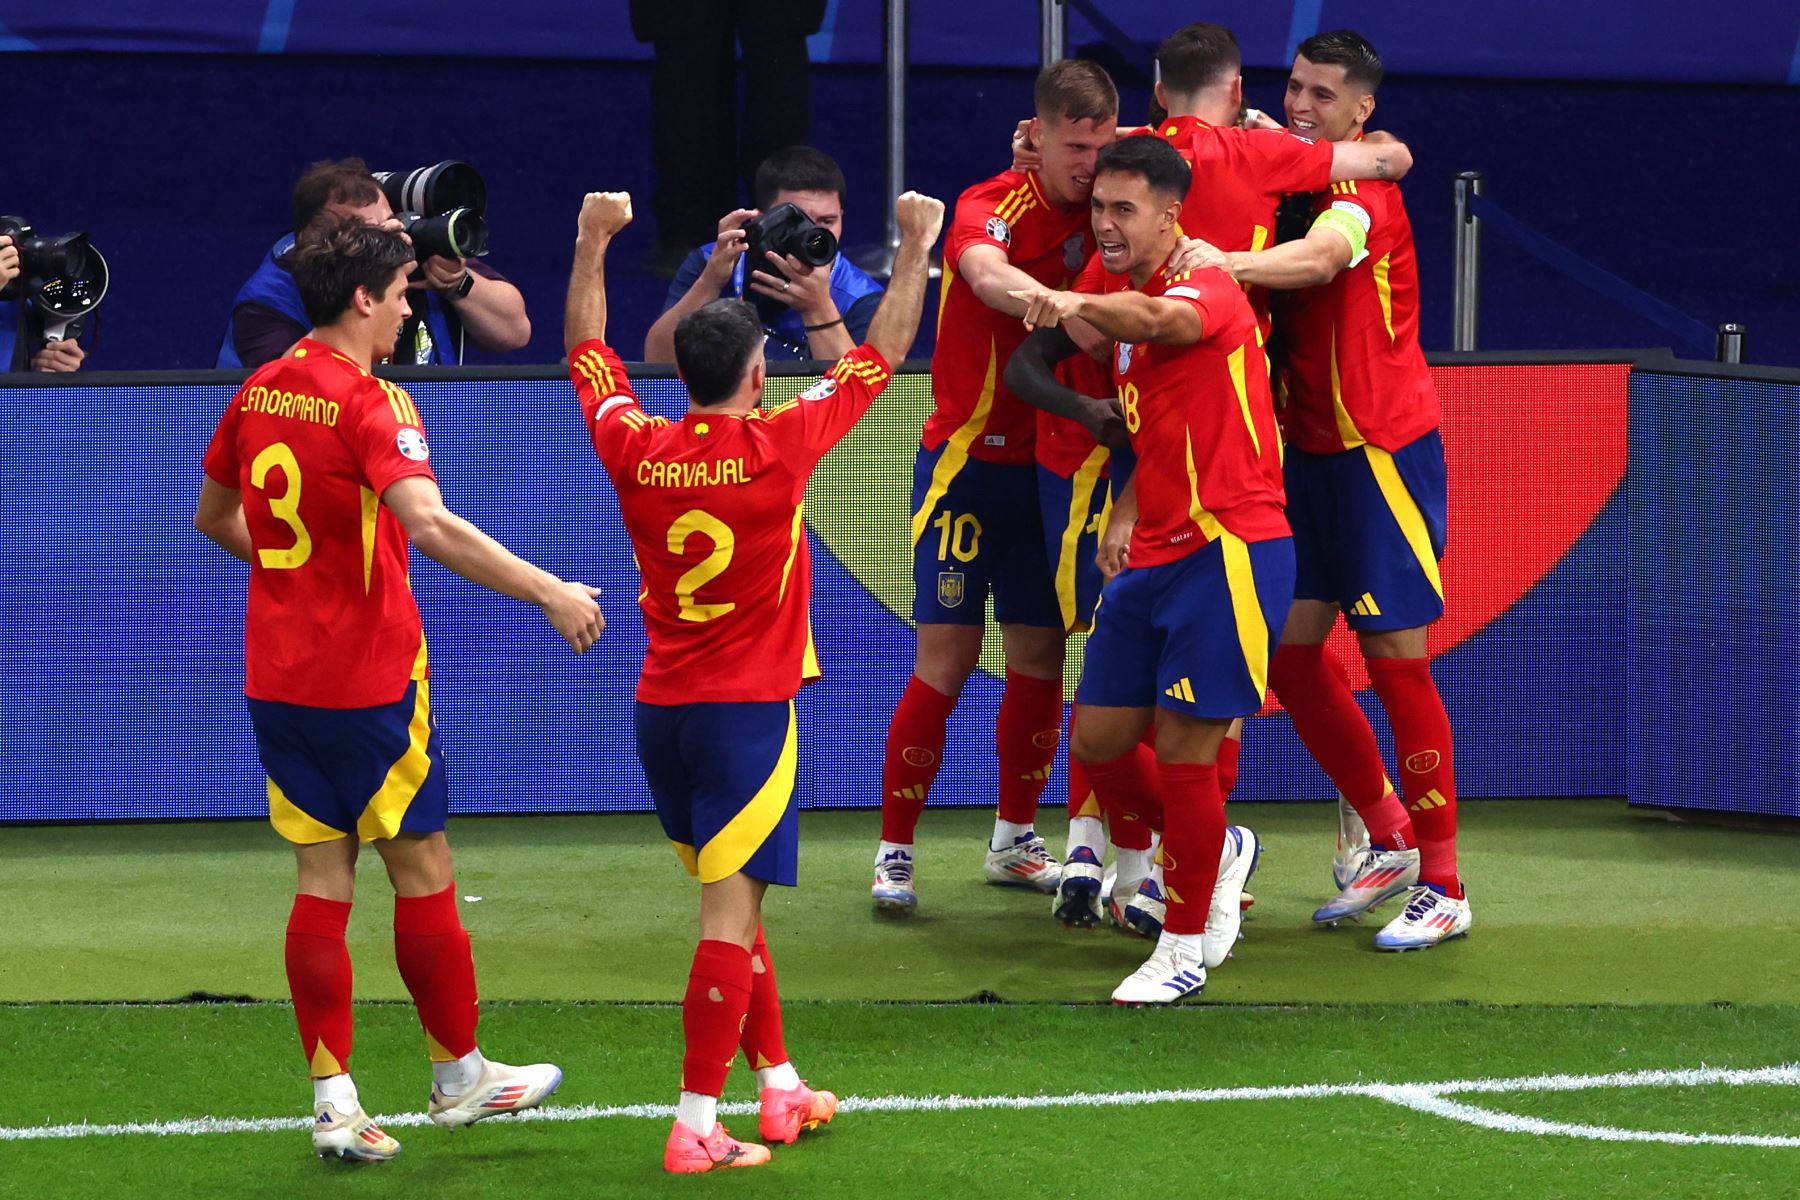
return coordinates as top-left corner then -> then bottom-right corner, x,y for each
1373,883 -> 1471,951
1111,931 -> 1207,1005
1312,846 -> 1420,925
1201,826 -> 1259,969
1332,792 -> 1372,891
1122,868 -> 1166,939
871,847 -> 917,913
1052,846 -> 1104,928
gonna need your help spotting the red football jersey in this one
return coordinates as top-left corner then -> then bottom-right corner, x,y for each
927,168 -> 1093,466
1074,257 -> 1287,565
1034,351 -> 1116,480
202,339 -> 436,708
1281,178 -> 1440,455
573,339 -> 892,705
1147,116 -> 1335,333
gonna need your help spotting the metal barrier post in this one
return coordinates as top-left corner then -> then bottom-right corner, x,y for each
850,0 -> 908,276
1040,0 -> 1065,65
1716,323 -> 1746,364
1452,171 -> 1483,351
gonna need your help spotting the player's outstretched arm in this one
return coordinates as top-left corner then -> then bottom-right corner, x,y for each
862,192 -> 946,366
1010,284 -> 1203,347
194,477 -> 253,564
1224,221 -> 1357,290
1005,327 -> 1127,449
564,191 -> 634,356
383,476 -> 604,654
1329,132 -> 1411,182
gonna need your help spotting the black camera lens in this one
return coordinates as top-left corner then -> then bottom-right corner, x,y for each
395,209 -> 489,260
795,226 -> 836,267
373,161 -> 487,219
744,203 -> 838,277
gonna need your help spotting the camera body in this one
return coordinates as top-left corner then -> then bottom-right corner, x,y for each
743,203 -> 837,282
372,161 -> 490,262
0,215 -> 108,341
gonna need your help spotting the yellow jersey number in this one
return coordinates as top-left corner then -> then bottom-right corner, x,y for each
931,510 -> 982,563
668,509 -> 736,622
1119,383 -> 1142,435
249,442 -> 313,570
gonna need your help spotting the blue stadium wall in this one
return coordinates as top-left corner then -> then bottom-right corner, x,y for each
0,354 -> 1630,822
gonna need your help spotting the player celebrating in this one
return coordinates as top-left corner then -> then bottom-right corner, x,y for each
871,59 -> 1118,912
1006,136 -> 1292,1004
1194,30 -> 1468,950
564,189 -> 944,1170
195,215 -> 602,1162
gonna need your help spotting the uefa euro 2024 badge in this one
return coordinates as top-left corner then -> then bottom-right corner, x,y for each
396,428 -> 430,461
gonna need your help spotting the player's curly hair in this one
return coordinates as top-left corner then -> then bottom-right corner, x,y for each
674,299 -> 763,406
291,213 -> 416,327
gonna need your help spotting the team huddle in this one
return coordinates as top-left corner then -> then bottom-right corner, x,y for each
196,21 -> 1463,1178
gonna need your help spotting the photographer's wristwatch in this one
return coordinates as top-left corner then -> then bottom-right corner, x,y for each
449,272 -> 475,300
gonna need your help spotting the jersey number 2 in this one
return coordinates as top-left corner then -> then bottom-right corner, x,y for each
668,509 -> 736,623
250,442 -> 313,570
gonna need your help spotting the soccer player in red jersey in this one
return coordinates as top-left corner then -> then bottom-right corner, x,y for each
563,189 -> 944,1171
1007,135 -> 1293,1004
1197,31 -> 1470,951
195,216 -> 604,1161
870,59 -> 1118,913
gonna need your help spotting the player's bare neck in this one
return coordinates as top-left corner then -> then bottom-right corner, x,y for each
1167,87 -> 1234,129
1130,243 -> 1178,291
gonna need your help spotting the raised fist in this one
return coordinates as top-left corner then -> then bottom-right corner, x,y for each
579,191 -> 633,241
894,191 -> 946,246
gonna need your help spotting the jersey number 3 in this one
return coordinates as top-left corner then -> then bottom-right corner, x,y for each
250,442 -> 313,570
668,509 -> 736,623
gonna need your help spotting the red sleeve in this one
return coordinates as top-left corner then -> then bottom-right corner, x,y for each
944,177 -> 1019,270
202,391 -> 243,487
1073,252 -> 1107,295
1237,129 -> 1335,197
568,339 -> 649,468
350,378 -> 438,495
767,344 -> 893,475
1160,269 -> 1230,332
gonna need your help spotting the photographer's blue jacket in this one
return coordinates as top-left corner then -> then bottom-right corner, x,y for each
217,234 -> 457,368
663,243 -> 884,361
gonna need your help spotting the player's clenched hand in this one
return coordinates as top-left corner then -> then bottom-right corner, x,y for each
1011,119 -> 1042,173
1009,285 -> 1082,331
1169,236 -> 1231,277
542,580 -> 605,653
1077,395 -> 1129,451
578,192 -> 633,242
894,191 -> 946,246
1097,513 -> 1135,579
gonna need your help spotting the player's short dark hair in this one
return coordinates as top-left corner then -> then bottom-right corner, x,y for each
1095,136 -> 1191,204
1034,59 -> 1119,125
1296,29 -> 1384,93
292,157 -> 383,234
1156,23 -> 1242,95
754,146 -> 847,210
291,213 -> 416,327
674,300 -> 764,407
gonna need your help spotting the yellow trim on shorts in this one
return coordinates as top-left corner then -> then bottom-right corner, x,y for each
1364,445 -> 1445,599
268,778 -> 348,845
1221,533 -> 1272,699
909,347 -> 997,547
670,841 -> 700,876
1055,444 -> 1110,632
697,700 -> 799,884
356,679 -> 435,842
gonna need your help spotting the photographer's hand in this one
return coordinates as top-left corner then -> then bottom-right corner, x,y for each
0,236 -> 17,290
422,254 -> 471,295
32,339 -> 85,374
701,209 -> 758,289
750,252 -> 851,360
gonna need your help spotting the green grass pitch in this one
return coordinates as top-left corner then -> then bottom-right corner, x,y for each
3,801 -> 1798,1197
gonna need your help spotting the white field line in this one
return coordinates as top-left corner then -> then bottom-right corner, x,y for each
2,1064 -> 1797,1148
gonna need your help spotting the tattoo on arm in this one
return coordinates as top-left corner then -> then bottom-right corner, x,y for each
1375,157 -> 1389,179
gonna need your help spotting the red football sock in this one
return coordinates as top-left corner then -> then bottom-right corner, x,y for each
1366,656 -> 1461,894
682,940 -> 754,1097
1087,741 -> 1162,849
739,927 -> 788,1071
393,885 -> 480,1062
1217,733 -> 1242,800
879,676 -> 958,843
996,670 -> 1063,825
1157,761 -> 1227,936
1270,642 -> 1414,848
286,894 -> 354,1077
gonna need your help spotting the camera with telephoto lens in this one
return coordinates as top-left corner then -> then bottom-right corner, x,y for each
743,202 -> 837,281
0,215 -> 109,341
372,160 -> 489,260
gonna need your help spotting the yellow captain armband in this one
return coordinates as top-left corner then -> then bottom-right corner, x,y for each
1312,203 -> 1371,268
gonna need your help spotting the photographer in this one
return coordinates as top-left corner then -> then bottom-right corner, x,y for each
218,159 -> 530,369
642,146 -> 883,363
1,234 -> 88,373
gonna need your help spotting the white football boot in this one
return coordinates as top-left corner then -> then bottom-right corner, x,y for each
428,1058 -> 563,1129
871,845 -> 917,912
312,1102 -> 400,1162
1312,845 -> 1420,925
1373,884 -> 1472,951
1201,826 -> 1260,969
1333,792 -> 1372,891
984,832 -> 1061,891
1111,930 -> 1207,1005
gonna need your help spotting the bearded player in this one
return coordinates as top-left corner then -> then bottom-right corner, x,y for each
564,189 -> 944,1169
1193,30 -> 1468,950
196,215 -> 601,1161
1007,135 -> 1291,1003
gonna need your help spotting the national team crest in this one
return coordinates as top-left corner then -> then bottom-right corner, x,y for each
1116,342 -> 1135,375
1062,233 -> 1086,271
986,216 -> 1012,246
937,571 -> 966,609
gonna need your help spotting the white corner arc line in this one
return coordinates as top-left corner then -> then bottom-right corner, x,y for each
2,1064 -> 1796,1147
